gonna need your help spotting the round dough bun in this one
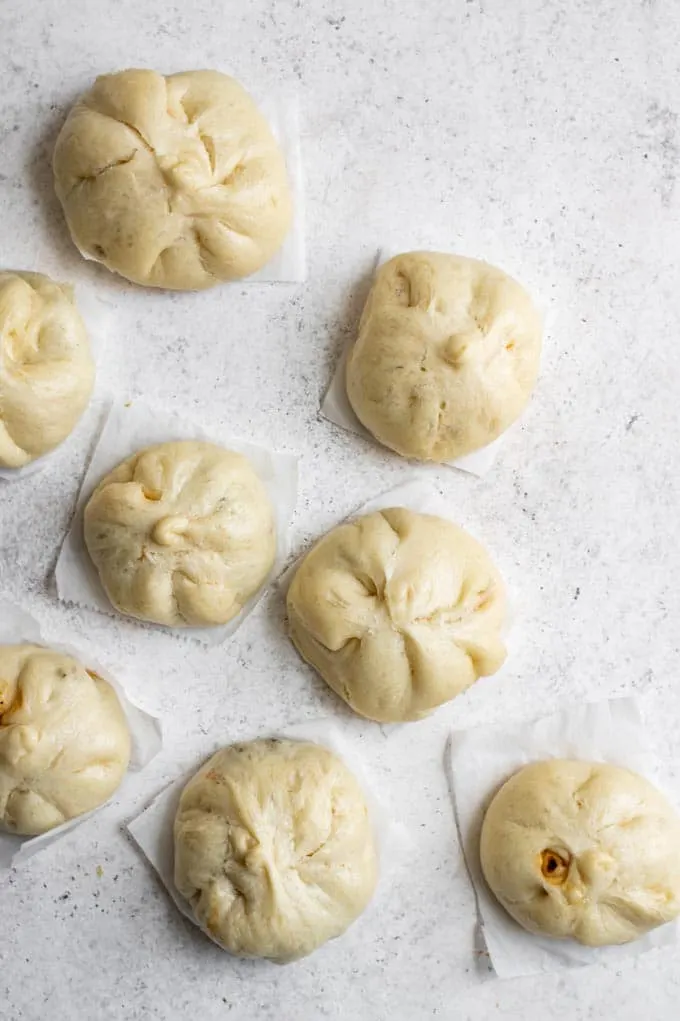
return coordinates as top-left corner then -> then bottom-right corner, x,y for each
174,738 -> 378,961
0,271 -> 94,467
346,252 -> 542,462
84,440 -> 277,628
287,508 -> 507,723
480,759 -> 680,947
0,644 -> 131,836
53,69 -> 293,290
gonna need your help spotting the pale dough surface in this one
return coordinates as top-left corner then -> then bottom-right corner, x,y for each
287,508 -> 507,722
346,252 -> 542,462
480,759 -> 680,947
84,440 -> 276,628
0,271 -> 94,468
0,644 -> 130,836
173,738 -> 378,961
53,69 -> 293,290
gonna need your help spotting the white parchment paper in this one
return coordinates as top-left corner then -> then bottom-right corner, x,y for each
250,95 -> 306,283
0,599 -> 162,871
321,247 -> 547,477
0,284 -> 113,483
127,719 -> 411,958
447,697 -> 680,978
55,400 -> 299,646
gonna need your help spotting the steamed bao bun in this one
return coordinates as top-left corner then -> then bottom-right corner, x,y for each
0,271 -> 94,468
173,738 -> 378,962
0,645 -> 131,835
346,252 -> 542,462
84,440 -> 276,628
286,508 -> 507,723
480,760 -> 680,947
53,69 -> 293,290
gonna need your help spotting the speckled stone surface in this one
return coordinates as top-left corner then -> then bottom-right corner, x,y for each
2,1 -> 680,1018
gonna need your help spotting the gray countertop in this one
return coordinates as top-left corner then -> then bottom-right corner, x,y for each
2,1 -> 680,1018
